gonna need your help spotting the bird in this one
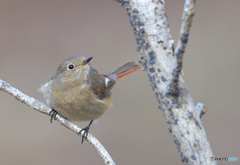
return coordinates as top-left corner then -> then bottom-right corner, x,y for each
39,55 -> 141,143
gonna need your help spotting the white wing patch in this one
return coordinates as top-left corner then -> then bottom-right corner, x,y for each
105,77 -> 111,87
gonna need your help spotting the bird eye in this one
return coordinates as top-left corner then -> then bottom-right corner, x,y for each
67,64 -> 75,70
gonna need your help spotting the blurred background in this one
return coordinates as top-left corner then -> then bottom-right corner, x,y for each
0,0 -> 239,164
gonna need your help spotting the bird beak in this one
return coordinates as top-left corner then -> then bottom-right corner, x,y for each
83,57 -> 93,65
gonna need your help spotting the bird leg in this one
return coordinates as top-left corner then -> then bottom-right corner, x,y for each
79,120 -> 93,144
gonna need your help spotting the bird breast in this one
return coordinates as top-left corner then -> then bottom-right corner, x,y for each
48,83 -> 112,121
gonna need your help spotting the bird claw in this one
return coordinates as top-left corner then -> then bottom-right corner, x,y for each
78,120 -> 93,144
49,109 -> 58,123
79,126 -> 90,144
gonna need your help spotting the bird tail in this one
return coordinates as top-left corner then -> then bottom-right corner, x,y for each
107,62 -> 141,80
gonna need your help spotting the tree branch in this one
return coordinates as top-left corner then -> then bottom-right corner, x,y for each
0,79 -> 115,165
170,0 -> 196,96
116,0 -> 216,164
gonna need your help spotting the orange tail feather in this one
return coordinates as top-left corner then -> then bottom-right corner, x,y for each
107,62 -> 141,80
116,66 -> 141,80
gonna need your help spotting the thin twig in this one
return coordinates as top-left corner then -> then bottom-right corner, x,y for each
169,0 -> 196,96
176,0 -> 196,54
0,79 -> 115,165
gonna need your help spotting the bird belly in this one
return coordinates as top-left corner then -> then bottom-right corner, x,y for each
50,86 -> 112,121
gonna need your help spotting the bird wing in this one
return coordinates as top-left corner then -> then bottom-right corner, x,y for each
88,67 -> 116,100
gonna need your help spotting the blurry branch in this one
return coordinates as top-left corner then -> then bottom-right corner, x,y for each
116,0 -> 216,164
170,0 -> 196,96
0,79 -> 115,165
175,0 -> 195,55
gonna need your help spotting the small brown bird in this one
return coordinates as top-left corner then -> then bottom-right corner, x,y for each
39,55 -> 141,143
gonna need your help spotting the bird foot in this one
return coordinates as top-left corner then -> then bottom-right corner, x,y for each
78,120 -> 93,144
49,109 -> 58,123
